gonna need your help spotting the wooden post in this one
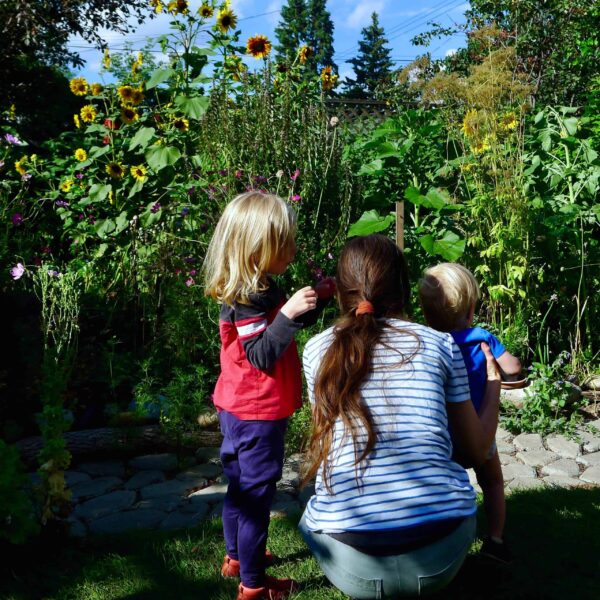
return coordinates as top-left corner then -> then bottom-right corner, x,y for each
396,201 -> 404,250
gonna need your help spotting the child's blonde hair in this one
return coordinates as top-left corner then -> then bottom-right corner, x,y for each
203,192 -> 297,305
418,263 -> 480,332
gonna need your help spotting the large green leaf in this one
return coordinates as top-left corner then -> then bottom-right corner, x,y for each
174,94 -> 209,119
114,211 -> 129,235
419,231 -> 465,261
425,188 -> 451,211
145,67 -> 175,90
358,158 -> 384,176
347,210 -> 395,237
94,218 -> 116,239
129,127 -> 156,151
145,145 -> 181,171
88,183 -> 112,202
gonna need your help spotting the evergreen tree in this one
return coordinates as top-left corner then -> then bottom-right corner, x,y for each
306,0 -> 337,73
343,12 -> 393,98
274,0 -> 309,65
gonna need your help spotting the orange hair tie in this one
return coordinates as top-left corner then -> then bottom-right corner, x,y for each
356,300 -> 374,316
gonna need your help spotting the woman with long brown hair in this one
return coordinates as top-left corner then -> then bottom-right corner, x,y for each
299,234 -> 501,598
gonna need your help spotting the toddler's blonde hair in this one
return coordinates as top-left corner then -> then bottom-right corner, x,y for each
418,263 -> 480,332
203,192 -> 297,305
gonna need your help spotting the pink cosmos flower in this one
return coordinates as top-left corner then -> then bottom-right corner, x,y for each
290,194 -> 301,202
185,277 -> 195,287
291,168 -> 300,181
10,263 -> 25,280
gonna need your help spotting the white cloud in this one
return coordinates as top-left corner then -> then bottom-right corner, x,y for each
445,48 -> 457,57
346,1 -> 385,29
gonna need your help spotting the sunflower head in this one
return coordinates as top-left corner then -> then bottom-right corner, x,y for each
118,85 -> 135,104
173,117 -> 190,132
246,34 -> 271,59
131,164 -> 148,182
130,89 -> 144,105
500,111 -> 518,131
73,114 -> 81,129
102,49 -> 111,69
15,156 -> 27,176
151,0 -> 164,13
106,162 -> 125,179
121,107 -> 139,124
298,45 -> 312,65
216,7 -> 237,33
69,77 -> 89,96
225,56 -> 247,81
320,66 -> 338,91
60,179 -> 74,192
167,0 -> 188,14
90,83 -> 103,96
198,4 -> 214,18
74,148 -> 87,162
80,105 -> 97,123
461,109 -> 479,138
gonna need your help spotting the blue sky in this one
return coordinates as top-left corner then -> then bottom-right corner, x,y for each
69,1 -> 470,83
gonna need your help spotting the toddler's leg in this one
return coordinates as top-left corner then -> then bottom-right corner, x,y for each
220,412 -> 243,561
475,450 -> 505,540
236,417 -> 287,589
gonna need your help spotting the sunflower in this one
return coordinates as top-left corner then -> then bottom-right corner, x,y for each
121,107 -> 139,124
108,190 -> 115,204
225,55 -> 247,81
106,162 -> 125,179
118,85 -> 135,104
131,164 -> 148,182
130,88 -> 144,105
69,77 -> 89,96
102,49 -> 111,69
90,83 -> 103,96
74,148 -> 87,162
172,117 -> 189,132
14,156 -> 27,176
60,179 -> 74,192
320,66 -> 338,91
80,105 -> 97,123
150,0 -> 164,13
198,4 -> 213,18
298,45 -> 312,64
73,114 -> 81,129
246,34 -> 271,59
500,111 -> 518,131
216,7 -> 237,33
461,109 -> 479,138
167,0 -> 188,14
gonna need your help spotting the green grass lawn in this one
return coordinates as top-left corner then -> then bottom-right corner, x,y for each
2,486 -> 599,599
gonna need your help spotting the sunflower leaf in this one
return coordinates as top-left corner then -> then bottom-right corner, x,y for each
145,68 -> 175,90
129,127 -> 156,151
347,210 -> 395,237
174,95 -> 209,120
145,145 -> 181,171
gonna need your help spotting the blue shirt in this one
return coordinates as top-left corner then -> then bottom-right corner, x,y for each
450,327 -> 506,412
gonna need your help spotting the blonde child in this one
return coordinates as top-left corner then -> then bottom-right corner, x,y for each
419,263 -> 521,564
204,192 -> 332,600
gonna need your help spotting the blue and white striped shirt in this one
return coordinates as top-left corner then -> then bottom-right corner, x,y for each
302,319 -> 476,533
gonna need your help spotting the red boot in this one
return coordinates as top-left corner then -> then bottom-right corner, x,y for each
236,576 -> 297,600
221,550 -> 276,578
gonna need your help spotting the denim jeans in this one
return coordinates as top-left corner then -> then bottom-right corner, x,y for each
299,512 -> 476,599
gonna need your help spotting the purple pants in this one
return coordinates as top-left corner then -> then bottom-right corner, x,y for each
219,410 -> 287,588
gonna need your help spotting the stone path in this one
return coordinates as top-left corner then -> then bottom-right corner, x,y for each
27,419 -> 600,538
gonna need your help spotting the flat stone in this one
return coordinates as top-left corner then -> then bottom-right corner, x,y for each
545,435 -> 581,458
580,466 -> 600,485
541,458 -> 580,478
176,463 -> 222,480
124,470 -> 166,490
70,477 -> 123,501
77,461 -> 125,478
502,463 -> 536,481
179,496 -> 210,514
496,426 -> 512,441
577,451 -> 600,467
135,496 -> 181,513
497,440 -> 515,455
129,453 -> 178,472
64,471 -> 92,486
140,479 -> 194,500
160,506 -> 210,530
89,509 -> 166,535
66,516 -> 87,538
578,430 -> 600,453
499,453 -> 518,466
583,375 -> 600,391
507,477 -> 545,492
516,449 -> 558,468
542,476 -> 586,488
587,419 -> 600,431
513,433 -> 544,451
195,447 -> 221,463
74,490 -> 136,521
501,388 -> 527,409
188,483 -> 228,504
279,467 -> 300,489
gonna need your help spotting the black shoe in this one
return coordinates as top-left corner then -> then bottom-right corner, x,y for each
479,537 -> 513,564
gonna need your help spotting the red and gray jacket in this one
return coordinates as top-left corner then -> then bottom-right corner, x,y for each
213,279 -> 326,421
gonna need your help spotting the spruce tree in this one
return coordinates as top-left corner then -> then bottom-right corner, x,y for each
343,12 -> 393,98
306,0 -> 337,73
274,0 -> 309,65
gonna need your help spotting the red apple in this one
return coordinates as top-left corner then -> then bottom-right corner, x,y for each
314,276 -> 336,300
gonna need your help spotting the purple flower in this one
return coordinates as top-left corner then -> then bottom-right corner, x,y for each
0,161 -> 4,169
189,269 -> 197,276
290,168 -> 300,181
21,173 -> 32,181
10,263 -> 25,280
4,133 -> 22,145
185,277 -> 195,287
219,169 -> 228,176
11,213 -> 23,226
184,256 -> 195,264
47,269 -> 59,277
180,206 -> 190,216
75,172 -> 84,180
78,213 -> 85,220
235,170 -> 243,178
186,187 -> 196,195
254,175 -> 268,184
150,203 -> 161,214
55,200 -> 69,208
290,194 -> 301,202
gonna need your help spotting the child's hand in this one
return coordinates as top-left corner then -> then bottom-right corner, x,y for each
481,342 -> 501,382
281,286 -> 318,320
314,276 -> 337,300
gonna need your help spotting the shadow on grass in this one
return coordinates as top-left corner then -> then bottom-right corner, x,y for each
1,487 -> 599,599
